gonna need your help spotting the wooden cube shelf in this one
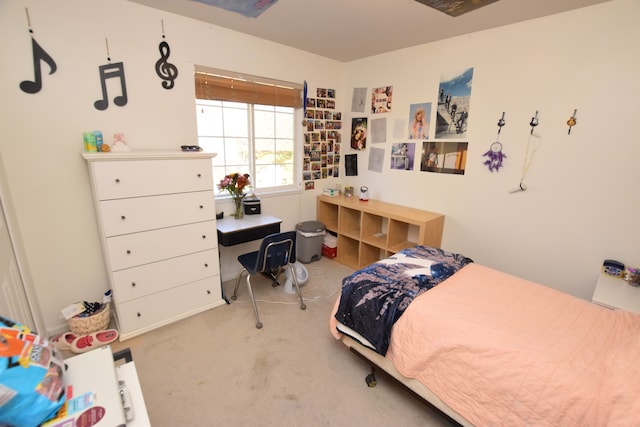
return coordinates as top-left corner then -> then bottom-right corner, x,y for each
317,195 -> 444,269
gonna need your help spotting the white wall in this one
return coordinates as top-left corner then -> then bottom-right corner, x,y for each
334,0 -> 640,298
1,0 -> 638,335
0,0 -> 345,334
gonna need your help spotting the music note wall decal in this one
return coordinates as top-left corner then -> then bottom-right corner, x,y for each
20,37 -> 58,94
94,62 -> 128,111
20,8 -> 57,94
155,41 -> 178,89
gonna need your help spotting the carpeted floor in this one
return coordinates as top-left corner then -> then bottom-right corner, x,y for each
107,257 -> 456,426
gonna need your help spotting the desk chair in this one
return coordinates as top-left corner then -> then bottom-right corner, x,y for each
231,231 -> 307,328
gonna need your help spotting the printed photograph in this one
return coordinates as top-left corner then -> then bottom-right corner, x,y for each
371,86 -> 393,114
390,142 -> 416,170
350,117 -> 367,150
420,141 -> 468,175
408,102 -> 431,140
435,68 -> 473,139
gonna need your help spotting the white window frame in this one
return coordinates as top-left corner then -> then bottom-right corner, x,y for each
194,66 -> 303,199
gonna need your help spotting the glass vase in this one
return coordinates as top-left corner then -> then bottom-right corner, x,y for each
233,197 -> 244,219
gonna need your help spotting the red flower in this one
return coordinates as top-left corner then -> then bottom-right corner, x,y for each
218,173 -> 251,198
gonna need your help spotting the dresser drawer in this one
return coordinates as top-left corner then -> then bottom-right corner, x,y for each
106,221 -> 218,271
92,159 -> 213,200
117,277 -> 222,334
100,191 -> 215,237
112,249 -> 220,302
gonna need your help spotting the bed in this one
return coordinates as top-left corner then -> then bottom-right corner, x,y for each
330,246 -> 640,426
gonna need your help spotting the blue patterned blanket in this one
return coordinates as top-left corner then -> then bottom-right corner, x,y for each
334,246 -> 473,355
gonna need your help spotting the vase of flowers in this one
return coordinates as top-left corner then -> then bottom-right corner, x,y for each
218,173 -> 251,219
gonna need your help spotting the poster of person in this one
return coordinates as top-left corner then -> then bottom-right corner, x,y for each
371,86 -> 393,114
350,117 -> 367,150
435,68 -> 473,139
390,142 -> 416,170
408,102 -> 431,140
420,141 -> 468,175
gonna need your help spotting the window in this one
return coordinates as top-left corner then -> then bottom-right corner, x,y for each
194,66 -> 303,197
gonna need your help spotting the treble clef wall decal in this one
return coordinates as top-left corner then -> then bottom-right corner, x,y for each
20,8 -> 57,94
155,20 -> 178,89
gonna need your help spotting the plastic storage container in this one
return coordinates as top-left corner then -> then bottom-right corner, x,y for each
322,233 -> 337,258
296,221 -> 325,263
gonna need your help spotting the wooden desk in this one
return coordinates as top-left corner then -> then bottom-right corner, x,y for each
216,214 -> 282,246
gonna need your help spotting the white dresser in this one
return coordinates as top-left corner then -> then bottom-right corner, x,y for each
82,151 -> 225,340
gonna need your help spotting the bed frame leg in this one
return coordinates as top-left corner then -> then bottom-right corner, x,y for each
365,367 -> 377,387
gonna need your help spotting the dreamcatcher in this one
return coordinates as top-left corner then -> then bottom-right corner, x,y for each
482,112 -> 506,172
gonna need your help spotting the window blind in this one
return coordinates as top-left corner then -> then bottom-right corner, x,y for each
194,66 -> 302,108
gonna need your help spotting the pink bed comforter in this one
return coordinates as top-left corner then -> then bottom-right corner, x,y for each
384,263 -> 640,426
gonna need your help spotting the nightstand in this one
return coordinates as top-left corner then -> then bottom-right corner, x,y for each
591,273 -> 640,314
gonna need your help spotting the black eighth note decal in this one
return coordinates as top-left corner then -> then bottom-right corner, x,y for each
155,41 -> 178,89
94,62 -> 128,111
20,37 -> 57,94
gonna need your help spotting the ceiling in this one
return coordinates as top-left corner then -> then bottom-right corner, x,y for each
129,0 -> 611,62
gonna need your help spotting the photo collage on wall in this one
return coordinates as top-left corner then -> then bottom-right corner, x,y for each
350,69 -> 473,176
303,88 -> 342,189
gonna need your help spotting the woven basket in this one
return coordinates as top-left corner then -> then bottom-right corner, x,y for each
67,303 -> 110,335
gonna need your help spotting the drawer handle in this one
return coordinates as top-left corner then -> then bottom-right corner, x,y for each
126,250 -> 131,255
199,205 -> 203,209
207,290 -> 211,295
197,173 -> 202,178
121,215 -> 126,220
137,312 -> 141,317
131,282 -> 136,287
202,235 -> 206,239
204,263 -> 208,268
115,178 -> 120,183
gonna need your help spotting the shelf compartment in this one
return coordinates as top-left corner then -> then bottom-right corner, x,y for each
387,220 -> 419,251
317,199 -> 338,232
360,242 -> 386,268
361,213 -> 387,249
338,206 -> 361,240
337,235 -> 360,269
387,240 -> 418,254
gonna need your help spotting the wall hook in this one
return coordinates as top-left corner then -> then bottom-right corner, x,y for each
497,112 -> 506,134
567,109 -> 577,134
529,110 -> 539,135
509,183 -> 527,193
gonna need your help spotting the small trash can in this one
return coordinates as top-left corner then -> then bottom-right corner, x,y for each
296,221 -> 326,263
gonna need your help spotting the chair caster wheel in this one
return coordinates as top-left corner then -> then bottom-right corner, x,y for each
365,373 -> 377,388
256,322 -> 263,329
300,303 -> 307,310
230,295 -> 237,300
